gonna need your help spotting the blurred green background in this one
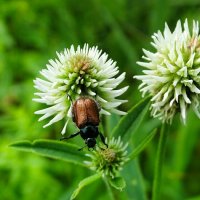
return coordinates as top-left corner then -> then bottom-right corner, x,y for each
0,0 -> 200,199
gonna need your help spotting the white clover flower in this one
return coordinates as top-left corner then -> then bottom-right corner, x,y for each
33,44 -> 128,133
85,137 -> 129,178
134,19 -> 200,123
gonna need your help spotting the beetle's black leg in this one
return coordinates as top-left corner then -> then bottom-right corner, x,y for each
97,143 -> 106,150
99,132 -> 108,148
60,131 -> 80,141
78,144 -> 87,151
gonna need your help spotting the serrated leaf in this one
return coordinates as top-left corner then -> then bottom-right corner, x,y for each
112,97 -> 150,141
70,173 -> 101,200
108,176 -> 126,191
10,139 -> 87,167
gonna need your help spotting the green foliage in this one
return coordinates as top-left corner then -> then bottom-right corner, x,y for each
108,177 -> 126,191
129,129 -> 157,160
10,140 -> 87,167
112,96 -> 150,140
0,0 -> 200,200
70,174 -> 101,200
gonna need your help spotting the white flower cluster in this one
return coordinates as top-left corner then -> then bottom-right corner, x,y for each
135,20 -> 200,123
34,44 -> 128,133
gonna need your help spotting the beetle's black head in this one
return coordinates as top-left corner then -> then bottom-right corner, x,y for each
85,138 -> 96,148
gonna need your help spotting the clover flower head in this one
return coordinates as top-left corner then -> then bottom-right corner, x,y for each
33,44 -> 128,133
85,137 -> 129,178
135,19 -> 200,123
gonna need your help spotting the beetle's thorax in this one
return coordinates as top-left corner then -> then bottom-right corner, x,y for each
80,125 -> 99,140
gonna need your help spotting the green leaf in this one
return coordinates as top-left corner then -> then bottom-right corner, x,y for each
108,176 -> 126,191
110,97 -> 153,200
122,159 -> 147,200
10,139 -> 87,167
129,129 -> 157,160
112,96 -> 150,141
70,173 -> 101,200
187,195 -> 200,200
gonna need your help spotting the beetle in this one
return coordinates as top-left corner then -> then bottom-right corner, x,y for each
61,97 -> 107,150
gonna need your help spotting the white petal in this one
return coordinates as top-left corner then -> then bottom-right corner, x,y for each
110,86 -> 129,97
61,119 -> 69,135
110,108 -> 127,115
182,89 -> 191,104
180,98 -> 186,123
43,112 -> 65,128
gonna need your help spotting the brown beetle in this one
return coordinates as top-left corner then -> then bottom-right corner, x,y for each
61,97 -> 107,149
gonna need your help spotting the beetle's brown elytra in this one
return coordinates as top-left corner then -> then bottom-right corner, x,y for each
72,97 -> 100,128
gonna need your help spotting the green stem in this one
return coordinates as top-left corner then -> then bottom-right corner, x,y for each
152,124 -> 168,200
104,177 -> 115,200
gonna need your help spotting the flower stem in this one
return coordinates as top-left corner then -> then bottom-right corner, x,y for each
152,124 -> 168,200
104,177 -> 115,200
